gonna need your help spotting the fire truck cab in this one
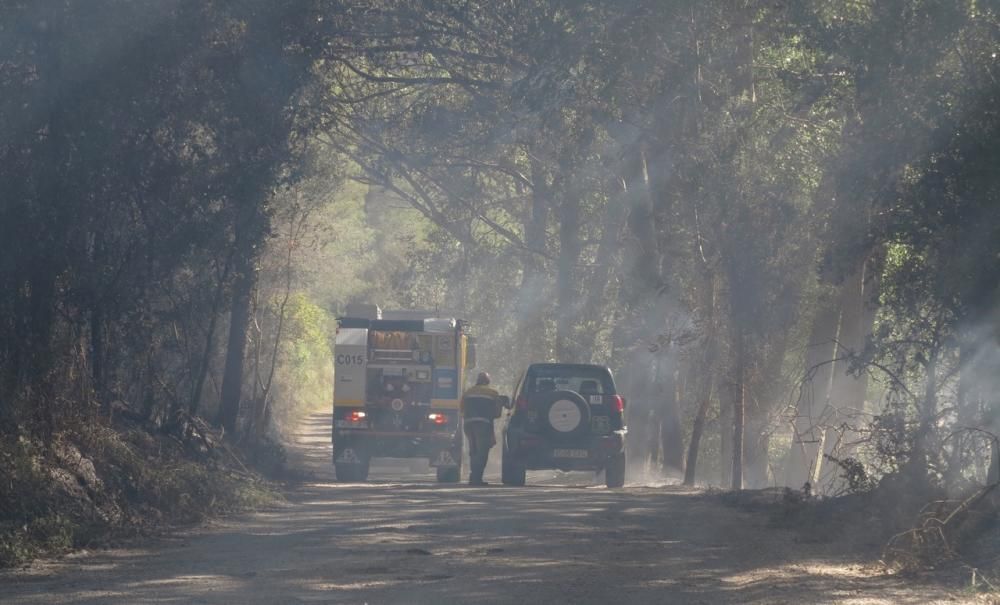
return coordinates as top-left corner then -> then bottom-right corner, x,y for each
332,304 -> 476,482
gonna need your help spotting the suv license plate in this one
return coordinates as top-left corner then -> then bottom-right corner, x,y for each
553,448 -> 589,459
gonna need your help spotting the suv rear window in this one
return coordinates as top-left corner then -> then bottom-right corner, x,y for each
522,365 -> 615,396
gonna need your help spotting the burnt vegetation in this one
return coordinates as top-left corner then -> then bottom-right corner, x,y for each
2,0 -> 1000,585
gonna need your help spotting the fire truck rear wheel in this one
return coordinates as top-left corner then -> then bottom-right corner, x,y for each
436,466 -> 461,483
335,459 -> 370,482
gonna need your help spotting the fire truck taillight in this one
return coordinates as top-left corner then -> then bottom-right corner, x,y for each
427,413 -> 448,425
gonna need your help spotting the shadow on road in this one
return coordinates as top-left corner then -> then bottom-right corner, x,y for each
0,413 -> 960,605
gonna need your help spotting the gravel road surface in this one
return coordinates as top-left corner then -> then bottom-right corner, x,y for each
0,413 -> 974,604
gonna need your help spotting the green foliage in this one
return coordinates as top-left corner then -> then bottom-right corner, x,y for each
271,293 -> 335,420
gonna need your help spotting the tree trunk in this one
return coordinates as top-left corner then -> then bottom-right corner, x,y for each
577,178 -> 628,358
250,286 -> 265,439
90,304 -> 105,413
657,354 -> 685,476
907,354 -> 938,483
815,261 -> 872,489
517,156 -> 551,359
624,348 -> 658,472
948,332 -> 976,486
218,256 -> 257,435
555,192 -> 580,360
683,275 -> 716,486
719,370 -> 734,487
839,259 -> 877,413
684,393 -> 712,486
989,414 -> 999,484
731,324 -> 746,491
725,3 -> 753,492
744,417 -> 771,488
623,145 -> 660,305
683,271 -> 718,485
190,256 -> 232,416
252,240 -> 294,441
784,292 -> 841,489
745,317 -> 794,489
141,352 -> 158,423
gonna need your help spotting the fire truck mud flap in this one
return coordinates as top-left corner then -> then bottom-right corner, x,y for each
430,448 -> 459,468
335,446 -> 364,464
333,443 -> 371,482
432,445 -> 462,483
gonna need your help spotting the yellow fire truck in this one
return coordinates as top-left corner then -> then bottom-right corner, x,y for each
332,305 -> 476,482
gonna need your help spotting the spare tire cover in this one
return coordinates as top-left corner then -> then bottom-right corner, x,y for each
548,399 -> 582,432
535,390 -> 590,437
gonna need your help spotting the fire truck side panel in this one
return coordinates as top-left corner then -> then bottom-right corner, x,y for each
333,328 -> 367,406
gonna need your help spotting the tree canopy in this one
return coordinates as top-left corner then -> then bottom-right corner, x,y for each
2,0 -> 999,499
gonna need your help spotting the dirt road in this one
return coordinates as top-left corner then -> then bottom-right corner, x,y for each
0,414 -> 974,604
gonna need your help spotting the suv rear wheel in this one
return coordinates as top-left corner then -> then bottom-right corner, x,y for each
605,450 -> 626,488
501,447 -> 526,486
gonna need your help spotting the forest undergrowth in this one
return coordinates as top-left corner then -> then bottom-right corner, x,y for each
0,412 -> 286,568
724,471 -> 1000,595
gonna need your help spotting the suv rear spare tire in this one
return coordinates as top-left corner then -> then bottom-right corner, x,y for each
536,390 -> 591,438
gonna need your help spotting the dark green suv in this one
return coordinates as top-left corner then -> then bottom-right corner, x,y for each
501,363 -> 627,488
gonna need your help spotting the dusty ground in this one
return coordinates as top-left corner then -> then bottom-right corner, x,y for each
0,413 -> 987,604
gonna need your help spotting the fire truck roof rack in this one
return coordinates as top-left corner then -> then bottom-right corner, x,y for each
336,318 -> 460,333
381,309 -> 438,320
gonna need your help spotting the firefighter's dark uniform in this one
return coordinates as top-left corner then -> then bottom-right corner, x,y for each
460,384 -> 501,485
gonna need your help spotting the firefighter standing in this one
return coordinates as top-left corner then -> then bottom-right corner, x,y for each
460,372 -> 502,486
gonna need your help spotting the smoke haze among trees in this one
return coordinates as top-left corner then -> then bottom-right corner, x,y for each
2,0 -> 1000,533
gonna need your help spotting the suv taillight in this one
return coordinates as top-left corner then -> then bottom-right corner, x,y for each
608,395 -> 624,414
515,395 -> 529,410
